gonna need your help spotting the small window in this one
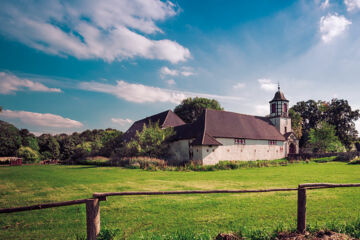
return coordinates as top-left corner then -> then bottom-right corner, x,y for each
268,140 -> 277,145
235,138 -> 246,145
284,103 -> 288,113
272,103 -> 276,113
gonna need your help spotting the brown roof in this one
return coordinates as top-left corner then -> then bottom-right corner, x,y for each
123,110 -> 185,141
270,90 -> 289,102
172,109 -> 285,145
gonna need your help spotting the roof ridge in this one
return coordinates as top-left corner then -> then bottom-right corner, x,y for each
161,109 -> 171,128
205,108 -> 267,119
201,109 -> 208,145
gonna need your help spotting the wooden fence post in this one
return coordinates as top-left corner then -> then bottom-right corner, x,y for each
86,198 -> 100,240
297,186 -> 307,233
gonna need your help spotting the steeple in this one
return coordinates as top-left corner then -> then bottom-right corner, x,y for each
269,84 -> 289,118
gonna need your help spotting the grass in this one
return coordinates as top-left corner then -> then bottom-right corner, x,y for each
0,161 -> 360,239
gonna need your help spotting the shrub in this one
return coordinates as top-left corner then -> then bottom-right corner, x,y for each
334,152 -> 359,162
16,146 -> 40,163
349,157 -> 360,165
111,156 -> 167,170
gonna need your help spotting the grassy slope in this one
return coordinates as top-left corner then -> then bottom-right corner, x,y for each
0,162 -> 360,239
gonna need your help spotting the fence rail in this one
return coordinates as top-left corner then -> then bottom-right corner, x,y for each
1,183 -> 360,240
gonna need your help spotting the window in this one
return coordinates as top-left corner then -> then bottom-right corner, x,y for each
285,127 -> 287,133
271,103 -> 276,113
283,103 -> 288,113
235,138 -> 246,145
268,140 -> 277,145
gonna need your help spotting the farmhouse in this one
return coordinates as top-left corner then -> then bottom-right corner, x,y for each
124,87 -> 299,165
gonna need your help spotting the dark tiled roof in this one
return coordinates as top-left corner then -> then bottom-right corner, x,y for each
270,91 -> 289,102
172,109 -> 286,145
123,110 -> 185,141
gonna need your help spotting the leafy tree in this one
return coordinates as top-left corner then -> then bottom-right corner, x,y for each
308,122 -> 345,153
122,121 -> 175,158
0,120 -> 22,156
99,129 -> 123,157
325,99 -> 360,150
16,146 -> 40,162
38,134 -> 60,159
288,109 -> 303,139
19,129 -> 39,152
174,97 -> 223,123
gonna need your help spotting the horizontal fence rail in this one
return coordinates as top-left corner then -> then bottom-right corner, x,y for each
1,183 -> 360,239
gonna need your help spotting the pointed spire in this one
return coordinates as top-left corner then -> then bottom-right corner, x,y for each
278,81 -> 280,91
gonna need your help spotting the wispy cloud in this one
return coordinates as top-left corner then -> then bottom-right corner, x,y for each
0,72 -> 61,94
0,0 -> 190,63
344,0 -> 360,11
111,118 -> 133,126
79,80 -> 242,104
258,78 -> 277,92
233,82 -> 246,89
0,109 -> 83,128
320,0 -> 330,9
166,79 -> 176,85
160,66 -> 195,78
319,14 -> 351,43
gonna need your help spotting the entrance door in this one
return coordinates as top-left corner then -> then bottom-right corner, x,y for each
289,143 -> 296,154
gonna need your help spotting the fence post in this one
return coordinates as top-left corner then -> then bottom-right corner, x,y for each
86,198 -> 100,240
297,186 -> 306,233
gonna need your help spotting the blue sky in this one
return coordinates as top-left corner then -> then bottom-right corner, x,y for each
1,0 -> 360,134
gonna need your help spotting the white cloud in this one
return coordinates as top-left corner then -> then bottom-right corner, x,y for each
0,0 -> 190,63
79,80 -> 243,104
233,82 -> 246,89
166,79 -> 176,85
0,110 -> 83,128
320,0 -> 330,9
344,0 -> 360,11
0,72 -> 61,94
160,66 -> 194,78
258,78 -> 277,92
160,66 -> 178,77
111,118 -> 133,126
319,14 -> 351,43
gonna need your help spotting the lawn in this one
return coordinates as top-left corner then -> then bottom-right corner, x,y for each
0,162 -> 360,239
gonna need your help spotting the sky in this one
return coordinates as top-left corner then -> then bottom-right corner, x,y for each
1,0 -> 360,134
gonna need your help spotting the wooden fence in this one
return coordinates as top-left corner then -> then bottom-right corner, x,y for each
1,183 -> 360,240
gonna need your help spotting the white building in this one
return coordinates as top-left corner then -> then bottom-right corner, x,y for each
124,87 -> 299,165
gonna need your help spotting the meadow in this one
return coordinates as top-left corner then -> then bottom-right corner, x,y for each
0,161 -> 360,239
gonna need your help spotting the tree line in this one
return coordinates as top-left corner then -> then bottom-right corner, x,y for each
0,97 -> 359,162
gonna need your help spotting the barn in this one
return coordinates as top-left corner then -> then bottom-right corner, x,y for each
124,87 -> 299,165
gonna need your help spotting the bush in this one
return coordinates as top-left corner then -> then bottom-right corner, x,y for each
334,152 -> 359,162
349,157 -> 360,165
16,146 -> 40,163
111,156 -> 167,170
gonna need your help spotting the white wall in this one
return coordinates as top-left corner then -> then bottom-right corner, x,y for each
201,138 -> 286,165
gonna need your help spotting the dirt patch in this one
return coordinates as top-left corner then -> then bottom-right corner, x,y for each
277,230 -> 358,240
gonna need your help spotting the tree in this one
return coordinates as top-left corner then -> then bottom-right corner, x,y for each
0,120 -> 22,156
16,146 -> 40,163
122,121 -> 175,158
288,109 -> 303,139
325,99 -> 360,150
38,134 -> 60,160
19,129 -> 39,152
174,97 -> 223,123
308,122 -> 345,153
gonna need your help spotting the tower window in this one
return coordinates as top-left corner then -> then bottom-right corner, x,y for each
271,103 -> 276,113
284,103 -> 288,113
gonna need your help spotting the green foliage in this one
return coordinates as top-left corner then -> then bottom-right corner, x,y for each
291,99 -> 360,150
121,121 -> 175,158
97,228 -> 119,240
308,122 -> 345,153
174,97 -> 223,123
288,109 -> 302,139
38,134 -> 60,160
0,120 -> 22,156
20,129 -> 39,151
16,146 -> 40,163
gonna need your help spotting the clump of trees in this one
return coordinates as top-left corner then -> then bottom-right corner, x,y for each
174,97 -> 223,123
290,99 -> 360,152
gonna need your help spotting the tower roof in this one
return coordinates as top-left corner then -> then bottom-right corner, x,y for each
269,84 -> 288,102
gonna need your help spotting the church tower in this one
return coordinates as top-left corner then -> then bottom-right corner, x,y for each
269,84 -> 292,135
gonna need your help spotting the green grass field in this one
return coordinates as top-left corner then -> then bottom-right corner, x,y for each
0,162 -> 360,239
